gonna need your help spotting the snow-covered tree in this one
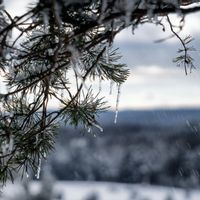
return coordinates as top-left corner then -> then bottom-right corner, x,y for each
0,0 -> 200,184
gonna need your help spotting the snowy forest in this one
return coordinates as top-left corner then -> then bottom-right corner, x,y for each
1,0 -> 200,200
2,109 -> 200,200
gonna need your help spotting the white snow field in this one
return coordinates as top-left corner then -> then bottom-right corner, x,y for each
1,181 -> 200,200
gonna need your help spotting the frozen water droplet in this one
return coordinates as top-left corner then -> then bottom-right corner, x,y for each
47,48 -> 54,56
114,83 -> 121,124
87,127 -> 91,133
26,172 -> 29,178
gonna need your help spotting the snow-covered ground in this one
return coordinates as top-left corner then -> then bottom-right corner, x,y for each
1,181 -> 200,200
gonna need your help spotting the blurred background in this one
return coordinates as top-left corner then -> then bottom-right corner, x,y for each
2,1 -> 200,200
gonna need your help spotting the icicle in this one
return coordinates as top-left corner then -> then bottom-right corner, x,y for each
54,2 -> 62,28
125,12 -> 131,26
78,58 -> 85,71
9,136 -> 14,152
105,44 -> 109,63
71,59 -> 82,79
131,24 -> 138,35
74,59 -> 89,91
124,0 -> 134,26
42,8 -> 49,29
114,83 -> 121,124
2,141 -> 8,155
36,157 -> 42,179
43,152 -> 47,159
109,80 -> 114,95
67,45 -> 84,79
99,77 -> 102,93
98,0 -> 107,23
61,89 -> 64,98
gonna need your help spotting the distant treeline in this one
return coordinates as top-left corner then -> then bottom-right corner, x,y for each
46,120 -> 200,188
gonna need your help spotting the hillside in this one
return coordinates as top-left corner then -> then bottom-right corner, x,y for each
45,108 -> 200,188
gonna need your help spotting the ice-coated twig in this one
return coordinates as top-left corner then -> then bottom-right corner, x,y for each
91,122 -> 103,132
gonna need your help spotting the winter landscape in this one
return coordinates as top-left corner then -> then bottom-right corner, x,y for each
1,0 -> 200,200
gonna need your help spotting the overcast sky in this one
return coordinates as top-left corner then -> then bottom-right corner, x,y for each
3,0 -> 200,110
112,14 -> 200,110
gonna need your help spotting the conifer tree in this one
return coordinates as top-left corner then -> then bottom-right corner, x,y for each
0,0 -> 200,184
